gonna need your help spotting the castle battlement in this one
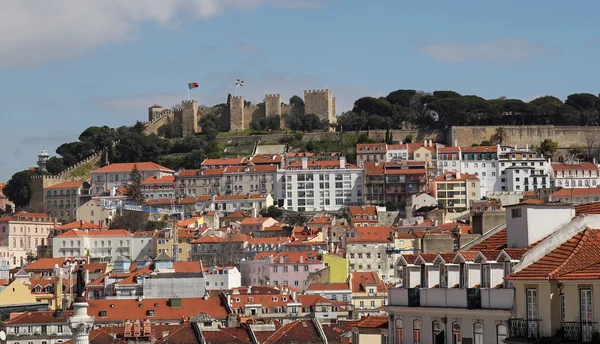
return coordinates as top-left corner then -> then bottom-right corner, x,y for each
305,89 -> 331,94
265,94 -> 280,98
182,100 -> 197,107
231,96 -> 244,100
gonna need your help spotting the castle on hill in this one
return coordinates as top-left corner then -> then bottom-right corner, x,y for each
145,89 -> 337,136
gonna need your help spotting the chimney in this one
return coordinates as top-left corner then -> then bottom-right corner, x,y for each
299,256 -> 304,263
526,144 -> 529,151
423,140 -> 427,147
454,139 -> 458,147
80,220 -> 83,228
456,171 -> 461,180
428,140 -> 433,147
340,157 -> 346,169
301,158 -> 308,170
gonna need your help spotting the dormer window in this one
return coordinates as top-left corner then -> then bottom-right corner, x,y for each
503,261 -> 514,288
368,288 -> 375,296
439,264 -> 448,288
420,264 -> 427,288
481,264 -> 490,288
459,262 -> 468,288
402,267 -> 410,288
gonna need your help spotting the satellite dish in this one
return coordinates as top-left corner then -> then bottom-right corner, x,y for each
0,330 -> 7,340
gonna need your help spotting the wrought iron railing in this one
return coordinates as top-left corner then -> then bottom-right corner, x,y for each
508,318 -> 541,341
562,321 -> 597,343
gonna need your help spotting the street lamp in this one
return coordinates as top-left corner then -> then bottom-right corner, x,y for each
68,262 -> 75,306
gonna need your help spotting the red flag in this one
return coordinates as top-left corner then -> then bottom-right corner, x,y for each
188,82 -> 199,90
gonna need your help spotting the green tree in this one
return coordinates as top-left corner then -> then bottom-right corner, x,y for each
109,211 -> 146,232
200,113 -> 220,141
260,205 -> 283,221
78,126 -> 116,151
539,139 -> 559,158
125,165 -> 144,203
157,117 -> 182,138
4,170 -> 38,209
285,113 -> 328,132
46,157 -> 66,175
289,95 -> 304,107
403,135 -> 413,144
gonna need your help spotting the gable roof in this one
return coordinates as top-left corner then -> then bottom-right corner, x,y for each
507,228 -> 600,280
351,315 -> 388,328
92,162 -> 173,173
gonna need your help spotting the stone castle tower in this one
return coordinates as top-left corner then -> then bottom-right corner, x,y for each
181,100 -> 199,136
304,89 -> 336,125
229,96 -> 246,132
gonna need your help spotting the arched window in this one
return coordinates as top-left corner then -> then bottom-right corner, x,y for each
395,318 -> 403,344
474,323 -> 483,344
413,319 -> 421,344
578,180 -> 583,187
496,324 -> 507,344
432,321 -> 443,341
452,322 -> 461,344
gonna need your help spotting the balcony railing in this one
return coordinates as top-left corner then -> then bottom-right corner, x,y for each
562,321 -> 597,343
508,318 -> 541,341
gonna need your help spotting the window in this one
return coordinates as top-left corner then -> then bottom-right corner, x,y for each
459,262 -> 468,288
474,323 -> 483,344
413,319 -> 421,344
57,325 -> 63,334
432,321 -> 442,341
395,318 -> 403,344
496,324 -> 507,344
420,264 -> 427,288
560,293 -> 565,321
452,322 -> 461,344
481,264 -> 490,288
439,264 -> 448,288
511,208 -> 522,218
580,289 -> 593,323
526,288 -> 538,321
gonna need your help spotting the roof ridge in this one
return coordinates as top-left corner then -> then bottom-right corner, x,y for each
548,229 -> 592,278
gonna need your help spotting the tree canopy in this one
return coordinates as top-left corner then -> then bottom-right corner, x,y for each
3,170 -> 40,209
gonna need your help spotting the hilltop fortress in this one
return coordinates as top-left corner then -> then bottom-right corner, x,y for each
145,89 -> 336,136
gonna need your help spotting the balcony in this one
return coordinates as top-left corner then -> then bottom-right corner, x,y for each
508,319 -> 541,342
562,321 -> 597,343
388,288 -> 513,310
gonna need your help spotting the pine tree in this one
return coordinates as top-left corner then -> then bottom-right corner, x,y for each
125,164 -> 144,203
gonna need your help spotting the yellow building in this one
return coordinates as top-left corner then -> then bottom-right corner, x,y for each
154,228 -> 198,261
0,279 -> 37,306
322,253 -> 349,283
350,315 -> 389,344
432,171 -> 481,211
349,271 -> 388,315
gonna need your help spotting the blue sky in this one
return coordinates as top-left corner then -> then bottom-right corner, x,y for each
1,0 -> 599,181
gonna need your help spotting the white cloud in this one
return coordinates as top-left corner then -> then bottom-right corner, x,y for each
418,38 -> 554,63
0,0 -> 323,67
94,73 -> 381,117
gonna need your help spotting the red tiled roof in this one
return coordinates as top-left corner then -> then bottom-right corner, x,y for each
350,271 -> 386,293
201,327 -> 252,343
54,221 -> 102,230
348,205 -> 378,218
363,162 -> 384,176
246,236 -> 290,245
88,297 -> 228,322
141,176 -> 175,184
56,229 -> 131,238
253,251 -> 321,264
0,212 -> 51,222
470,229 -> 507,250
202,157 -> 248,166
46,181 -> 85,189
263,320 -> 323,344
507,229 -> 600,280
92,162 -> 173,173
286,159 -> 359,170
434,171 -> 479,182
241,217 -> 274,225
357,143 -> 387,152
351,315 -> 388,328
461,145 -> 498,153
552,162 -> 599,171
576,202 -> 600,216
5,310 -> 74,324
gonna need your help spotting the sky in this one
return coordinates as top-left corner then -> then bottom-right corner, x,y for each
1,0 -> 600,181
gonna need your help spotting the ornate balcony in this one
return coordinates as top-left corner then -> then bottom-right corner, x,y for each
562,321 -> 597,343
508,318 -> 541,342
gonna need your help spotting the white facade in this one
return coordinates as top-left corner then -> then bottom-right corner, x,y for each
276,157 -> 364,212
4,322 -> 72,344
205,266 -> 242,290
505,203 -> 575,249
90,162 -> 174,195
304,285 -> 352,303
551,161 -> 600,188
52,229 -> 132,263
194,194 -> 273,217
76,200 -> 115,226
132,232 -> 154,260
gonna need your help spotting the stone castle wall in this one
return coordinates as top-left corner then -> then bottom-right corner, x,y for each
181,100 -> 199,137
304,89 -> 335,124
449,125 -> 600,148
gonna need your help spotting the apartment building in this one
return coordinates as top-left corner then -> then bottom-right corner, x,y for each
276,157 -> 364,212
0,212 -> 56,268
348,205 -> 382,227
141,175 -> 175,200
90,162 -> 174,195
432,172 -> 481,212
551,161 -> 600,188
460,145 -> 498,197
363,161 -> 428,207
350,271 -> 388,316
52,228 -> 133,263
344,226 -> 398,283
357,143 -> 387,167
435,146 -> 461,174
239,251 -> 324,288
44,181 -> 91,223
194,193 -> 273,217
549,187 -> 600,204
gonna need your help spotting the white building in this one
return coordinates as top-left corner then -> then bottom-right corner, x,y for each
460,145 -> 499,197
76,200 -> 115,226
304,282 -> 352,303
141,175 -> 175,200
132,231 -> 155,260
551,161 -> 600,188
90,162 -> 174,195
194,193 -> 273,217
436,146 -> 461,174
275,157 -> 364,212
52,229 -> 132,263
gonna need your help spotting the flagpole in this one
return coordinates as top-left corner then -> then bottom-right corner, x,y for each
187,88 -> 190,101
235,85 -> 238,97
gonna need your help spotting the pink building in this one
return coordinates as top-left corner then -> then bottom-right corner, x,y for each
0,212 -> 57,268
240,251 -> 323,288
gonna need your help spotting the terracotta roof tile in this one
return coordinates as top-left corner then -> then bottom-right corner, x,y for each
351,315 -> 388,328
263,320 -> 323,344
306,282 -> 350,291
470,229 -> 507,250
576,202 -> 600,216
350,271 -> 386,293
92,162 -> 173,173
46,181 -> 85,189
